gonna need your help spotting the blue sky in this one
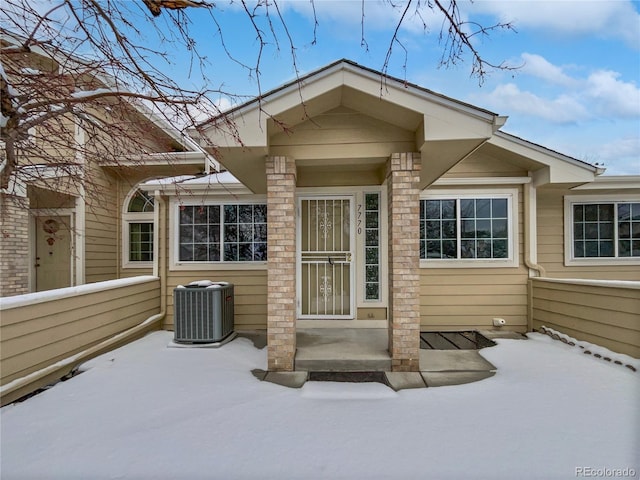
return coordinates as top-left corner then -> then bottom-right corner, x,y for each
17,0 -> 637,175
150,0 -> 638,175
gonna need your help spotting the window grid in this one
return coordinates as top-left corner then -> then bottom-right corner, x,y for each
178,204 -> 267,262
364,193 -> 380,301
128,190 -> 154,213
573,202 -> 640,258
124,189 -> 154,264
420,197 -> 509,261
129,223 -> 153,262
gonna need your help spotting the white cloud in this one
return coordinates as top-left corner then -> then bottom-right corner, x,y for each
278,0 -> 445,34
585,70 -> 640,118
477,83 -> 590,123
520,53 -> 575,87
596,136 -> 640,175
469,0 -> 640,48
477,54 -> 640,124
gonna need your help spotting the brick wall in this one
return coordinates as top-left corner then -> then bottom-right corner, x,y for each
386,153 -> 421,371
265,156 -> 297,371
0,193 -> 30,297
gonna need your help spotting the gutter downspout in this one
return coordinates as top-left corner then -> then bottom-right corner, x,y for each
524,178 -> 546,333
153,190 -> 168,328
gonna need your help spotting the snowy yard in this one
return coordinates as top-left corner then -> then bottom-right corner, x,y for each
1,331 -> 638,480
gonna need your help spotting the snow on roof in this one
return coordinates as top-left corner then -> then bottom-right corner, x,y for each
143,171 -> 240,186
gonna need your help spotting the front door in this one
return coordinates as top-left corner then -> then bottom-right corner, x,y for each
298,196 -> 355,319
35,215 -> 72,291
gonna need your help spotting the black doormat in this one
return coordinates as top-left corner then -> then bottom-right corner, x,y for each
308,371 -> 390,386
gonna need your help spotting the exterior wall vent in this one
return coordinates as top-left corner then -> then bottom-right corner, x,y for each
173,282 -> 234,343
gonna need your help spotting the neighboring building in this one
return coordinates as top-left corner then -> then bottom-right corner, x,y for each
2,58 -> 638,372
0,32 -> 215,297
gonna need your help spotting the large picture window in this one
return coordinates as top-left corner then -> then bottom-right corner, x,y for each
570,201 -> 640,259
420,191 -> 517,267
178,203 -> 267,262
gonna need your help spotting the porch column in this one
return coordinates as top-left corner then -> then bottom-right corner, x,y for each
386,152 -> 421,372
0,185 -> 30,297
266,156 -> 297,371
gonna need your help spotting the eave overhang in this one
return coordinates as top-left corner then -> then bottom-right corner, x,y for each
485,132 -> 600,187
198,60 -> 503,193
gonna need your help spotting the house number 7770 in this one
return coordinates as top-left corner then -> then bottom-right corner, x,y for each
357,204 -> 362,235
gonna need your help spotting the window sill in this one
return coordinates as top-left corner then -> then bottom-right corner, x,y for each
564,258 -> 640,267
122,262 -> 153,269
170,262 -> 268,271
420,259 -> 519,269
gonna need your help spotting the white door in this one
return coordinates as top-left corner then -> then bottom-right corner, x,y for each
35,216 -> 72,291
298,196 -> 355,319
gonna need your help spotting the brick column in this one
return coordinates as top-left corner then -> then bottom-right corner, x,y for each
266,156 -> 297,371
0,192 -> 30,296
386,152 -> 421,372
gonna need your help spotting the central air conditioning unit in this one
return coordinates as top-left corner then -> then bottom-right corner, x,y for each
173,281 -> 234,343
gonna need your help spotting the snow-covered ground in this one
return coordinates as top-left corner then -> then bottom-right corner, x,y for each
1,332 -> 638,480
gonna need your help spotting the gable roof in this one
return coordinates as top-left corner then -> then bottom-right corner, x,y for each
197,59 -> 599,192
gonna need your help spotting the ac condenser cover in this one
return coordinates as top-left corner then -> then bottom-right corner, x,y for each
173,283 -> 234,343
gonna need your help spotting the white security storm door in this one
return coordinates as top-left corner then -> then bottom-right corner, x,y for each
298,196 -> 355,319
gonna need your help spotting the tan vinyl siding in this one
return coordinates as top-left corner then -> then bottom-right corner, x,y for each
420,269 -> 529,331
531,278 -> 640,358
443,151 -> 528,178
270,106 -> 414,161
0,277 -> 161,389
165,270 -> 267,330
420,182 -> 528,331
83,157 -> 119,283
537,186 -> 640,280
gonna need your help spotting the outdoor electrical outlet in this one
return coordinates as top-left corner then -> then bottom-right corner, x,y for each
493,318 -> 506,327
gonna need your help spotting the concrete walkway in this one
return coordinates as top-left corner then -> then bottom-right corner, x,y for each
245,328 -> 526,390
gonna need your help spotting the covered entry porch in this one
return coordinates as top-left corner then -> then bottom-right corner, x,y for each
265,153 -> 422,372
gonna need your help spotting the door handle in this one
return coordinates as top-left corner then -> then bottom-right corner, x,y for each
328,256 -> 333,265
346,253 -> 352,262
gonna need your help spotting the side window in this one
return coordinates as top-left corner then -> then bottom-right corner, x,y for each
420,190 -> 518,268
123,189 -> 154,265
571,201 -> 640,259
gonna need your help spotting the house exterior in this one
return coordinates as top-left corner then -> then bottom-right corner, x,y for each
2,58 -> 638,382
144,60 -> 638,371
0,32 -> 215,297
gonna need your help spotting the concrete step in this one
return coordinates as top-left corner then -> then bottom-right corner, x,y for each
295,357 -> 392,372
295,328 -> 391,372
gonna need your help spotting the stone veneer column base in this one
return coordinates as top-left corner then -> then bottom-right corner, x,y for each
266,156 -> 297,371
387,152 -> 422,372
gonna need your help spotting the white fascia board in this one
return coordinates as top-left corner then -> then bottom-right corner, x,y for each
571,175 -> 640,190
203,60 -> 498,132
341,63 -> 498,124
491,132 -> 597,186
491,132 -> 597,172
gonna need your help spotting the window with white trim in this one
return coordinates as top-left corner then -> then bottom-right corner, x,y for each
570,201 -> 640,259
420,191 -> 517,267
178,203 -> 267,262
123,189 -> 154,265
